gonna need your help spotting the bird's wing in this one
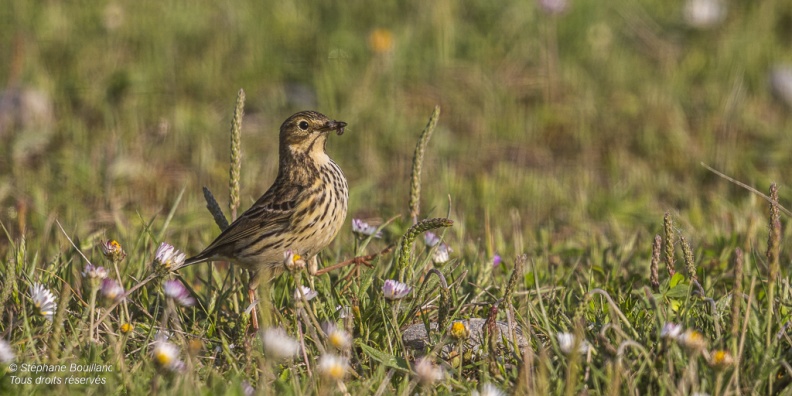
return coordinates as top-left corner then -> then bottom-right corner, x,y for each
188,184 -> 304,261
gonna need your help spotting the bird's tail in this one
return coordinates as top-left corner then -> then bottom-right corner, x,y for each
182,253 -> 212,268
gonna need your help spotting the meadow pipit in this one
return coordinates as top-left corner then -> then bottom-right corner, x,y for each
183,111 -> 348,327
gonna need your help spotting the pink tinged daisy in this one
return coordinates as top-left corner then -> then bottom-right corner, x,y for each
661,322 -> 683,340
100,239 -> 126,262
382,279 -> 411,300
261,327 -> 300,359
101,278 -> 125,302
82,263 -> 108,280
162,280 -> 195,307
30,283 -> 57,321
424,232 -> 441,247
352,219 -> 382,238
537,0 -> 568,15
153,242 -> 186,271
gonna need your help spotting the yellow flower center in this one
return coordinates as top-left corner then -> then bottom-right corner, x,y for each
329,333 -> 345,349
368,29 -> 394,54
155,350 -> 172,366
450,322 -> 468,339
327,364 -> 344,380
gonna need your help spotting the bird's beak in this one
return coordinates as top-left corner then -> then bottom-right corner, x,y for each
322,120 -> 347,135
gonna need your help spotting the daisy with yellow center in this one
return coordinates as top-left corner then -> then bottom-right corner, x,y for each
100,239 -> 126,262
152,340 -> 183,372
450,321 -> 469,340
30,283 -> 57,321
709,349 -> 734,369
283,250 -> 306,272
677,329 -> 708,352
318,354 -> 348,380
324,323 -> 352,351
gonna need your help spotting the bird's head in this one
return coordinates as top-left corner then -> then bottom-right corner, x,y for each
279,111 -> 346,160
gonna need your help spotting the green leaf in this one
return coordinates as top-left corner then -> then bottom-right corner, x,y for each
669,273 -> 685,287
665,284 -> 689,299
357,342 -> 410,373
525,272 -> 535,286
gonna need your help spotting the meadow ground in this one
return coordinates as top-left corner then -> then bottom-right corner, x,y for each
2,0 -> 792,394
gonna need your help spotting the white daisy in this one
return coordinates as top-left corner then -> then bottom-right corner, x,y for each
261,327 -> 300,359
153,242 -> 186,271
30,283 -> 57,321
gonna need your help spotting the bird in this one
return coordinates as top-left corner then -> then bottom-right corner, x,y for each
182,110 -> 348,329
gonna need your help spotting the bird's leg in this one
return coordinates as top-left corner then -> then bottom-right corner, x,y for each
248,288 -> 259,332
307,256 -> 319,288
308,255 -> 319,276
247,270 -> 262,332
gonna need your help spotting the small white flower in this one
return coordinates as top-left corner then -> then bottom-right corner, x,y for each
241,380 -> 255,396
661,322 -> 683,339
472,383 -> 506,396
163,280 -> 195,307
101,278 -> 125,302
352,219 -> 382,238
557,332 -> 590,355
324,323 -> 352,351
261,327 -> 300,359
424,232 -> 441,247
317,354 -> 348,380
431,243 -> 452,264
684,0 -> 726,29
294,286 -> 318,301
771,66 -> 792,108
336,305 -> 351,319
0,339 -> 15,364
414,357 -> 444,385
30,283 -> 57,321
382,279 -> 411,300
153,242 -> 186,271
152,340 -> 183,372
676,329 -> 708,351
283,250 -> 306,271
82,263 -> 108,280
537,0 -> 568,15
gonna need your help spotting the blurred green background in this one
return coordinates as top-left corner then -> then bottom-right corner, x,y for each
1,0 -> 791,259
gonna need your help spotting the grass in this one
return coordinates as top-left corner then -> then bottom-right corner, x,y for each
3,0 -> 792,394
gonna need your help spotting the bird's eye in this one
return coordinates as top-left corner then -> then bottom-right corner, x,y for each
298,121 -> 310,130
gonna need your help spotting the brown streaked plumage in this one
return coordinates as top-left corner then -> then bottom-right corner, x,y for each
183,111 -> 348,306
